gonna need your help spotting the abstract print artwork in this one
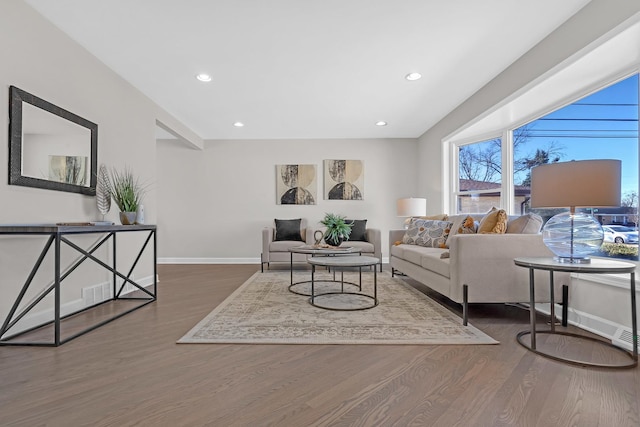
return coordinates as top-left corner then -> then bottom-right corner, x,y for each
276,164 -> 317,205
324,159 -> 363,200
48,155 -> 88,186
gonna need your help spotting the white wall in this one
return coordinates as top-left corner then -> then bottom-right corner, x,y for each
156,138 -> 419,262
418,0 -> 640,212
416,0 -> 640,338
0,1 -> 194,333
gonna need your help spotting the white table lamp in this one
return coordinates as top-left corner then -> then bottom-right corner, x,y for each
531,159 -> 621,263
397,198 -> 427,228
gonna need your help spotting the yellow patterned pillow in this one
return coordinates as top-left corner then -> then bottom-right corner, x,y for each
478,208 -> 508,234
458,215 -> 477,234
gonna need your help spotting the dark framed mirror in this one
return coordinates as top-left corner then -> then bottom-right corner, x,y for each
9,86 -> 97,196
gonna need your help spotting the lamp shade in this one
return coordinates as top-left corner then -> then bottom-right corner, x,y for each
531,159 -> 621,208
397,198 -> 426,217
530,159 -> 621,263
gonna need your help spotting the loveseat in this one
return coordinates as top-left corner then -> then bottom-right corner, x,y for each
261,218 -> 382,272
389,211 -> 570,325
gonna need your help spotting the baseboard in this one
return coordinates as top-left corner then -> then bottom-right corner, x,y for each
158,257 -> 391,265
534,302 -> 626,346
158,257 -> 260,264
3,274 -> 157,337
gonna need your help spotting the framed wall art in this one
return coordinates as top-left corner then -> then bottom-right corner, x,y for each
275,164 -> 317,205
324,159 -> 363,200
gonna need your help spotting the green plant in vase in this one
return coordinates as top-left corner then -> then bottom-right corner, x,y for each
105,166 -> 146,225
320,213 -> 353,247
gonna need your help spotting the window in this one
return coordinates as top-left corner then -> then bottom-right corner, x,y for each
455,137 -> 502,213
519,74 -> 639,260
450,73 -> 639,260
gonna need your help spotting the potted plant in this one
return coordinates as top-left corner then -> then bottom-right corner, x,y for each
320,213 -> 353,246
104,166 -> 146,225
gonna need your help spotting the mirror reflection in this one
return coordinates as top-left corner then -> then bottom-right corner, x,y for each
21,103 -> 91,186
9,86 -> 97,196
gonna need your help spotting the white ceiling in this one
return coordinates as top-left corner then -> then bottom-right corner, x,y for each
25,0 -> 591,140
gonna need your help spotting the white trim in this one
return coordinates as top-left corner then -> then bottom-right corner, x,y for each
571,270 -> 640,291
442,13 -> 640,143
501,129 -> 514,213
158,257 -> 259,264
158,257 -> 392,265
5,274 -> 157,336
535,303 -> 629,344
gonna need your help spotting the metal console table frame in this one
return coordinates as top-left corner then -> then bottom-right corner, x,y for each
0,224 -> 157,346
514,257 -> 637,369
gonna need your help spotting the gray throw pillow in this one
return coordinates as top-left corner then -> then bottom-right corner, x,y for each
274,218 -> 304,241
345,219 -> 367,241
506,213 -> 543,234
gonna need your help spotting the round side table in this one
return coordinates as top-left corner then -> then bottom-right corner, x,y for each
307,255 -> 380,311
514,257 -> 637,369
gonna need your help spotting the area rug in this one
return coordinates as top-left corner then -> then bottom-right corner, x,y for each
177,270 -> 498,345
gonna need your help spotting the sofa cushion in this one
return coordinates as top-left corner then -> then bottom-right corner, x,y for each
390,243 -> 406,259
346,219 -> 367,241
402,218 -> 452,248
393,244 -> 450,278
420,252 -> 450,278
270,240 -> 305,252
342,240 -> 374,253
274,218 -> 304,241
478,208 -> 507,234
507,213 -> 543,234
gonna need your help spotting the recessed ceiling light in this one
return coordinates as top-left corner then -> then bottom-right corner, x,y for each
375,121 -> 387,126
233,122 -> 245,127
196,73 -> 212,82
405,72 -> 422,81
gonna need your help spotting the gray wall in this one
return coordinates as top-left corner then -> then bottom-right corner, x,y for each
0,1 -> 195,329
156,138 -> 419,262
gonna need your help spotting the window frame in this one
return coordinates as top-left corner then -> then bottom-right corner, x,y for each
447,70 -> 639,218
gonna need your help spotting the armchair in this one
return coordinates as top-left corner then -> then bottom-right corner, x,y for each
261,218 -> 313,272
338,227 -> 382,271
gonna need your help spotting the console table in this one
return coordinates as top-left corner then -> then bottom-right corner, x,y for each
0,224 -> 157,346
514,257 -> 637,369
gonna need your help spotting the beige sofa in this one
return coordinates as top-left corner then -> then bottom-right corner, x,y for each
389,214 -> 570,325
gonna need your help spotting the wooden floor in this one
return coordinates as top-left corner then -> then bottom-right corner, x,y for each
1,264 -> 638,426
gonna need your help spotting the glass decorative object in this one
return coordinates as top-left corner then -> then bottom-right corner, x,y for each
542,211 -> 604,263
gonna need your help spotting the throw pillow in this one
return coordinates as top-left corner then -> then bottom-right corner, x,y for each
458,215 -> 478,234
444,215 -> 476,248
477,208 -> 508,234
345,219 -> 367,241
402,218 -> 452,248
506,213 -> 543,234
418,214 -> 449,221
274,218 -> 304,241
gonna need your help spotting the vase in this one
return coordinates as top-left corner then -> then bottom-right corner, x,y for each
119,211 -> 137,225
324,234 -> 344,247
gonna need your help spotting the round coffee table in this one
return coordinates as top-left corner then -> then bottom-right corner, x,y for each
288,245 -> 362,296
308,255 -> 380,311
